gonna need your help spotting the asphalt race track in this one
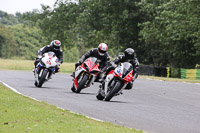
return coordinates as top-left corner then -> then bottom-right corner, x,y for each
0,70 -> 200,133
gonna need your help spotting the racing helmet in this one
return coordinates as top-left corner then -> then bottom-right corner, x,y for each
124,48 -> 135,60
50,40 -> 61,50
98,43 -> 108,56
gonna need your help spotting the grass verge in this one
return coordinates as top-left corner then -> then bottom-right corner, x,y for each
0,58 -> 74,73
0,84 -> 142,133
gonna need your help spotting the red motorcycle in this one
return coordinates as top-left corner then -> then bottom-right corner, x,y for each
96,62 -> 134,101
71,57 -> 101,93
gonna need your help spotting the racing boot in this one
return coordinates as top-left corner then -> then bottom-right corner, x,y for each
70,71 -> 75,79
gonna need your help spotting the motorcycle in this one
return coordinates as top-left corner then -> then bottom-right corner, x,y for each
34,52 -> 59,87
71,57 -> 101,93
96,62 -> 134,101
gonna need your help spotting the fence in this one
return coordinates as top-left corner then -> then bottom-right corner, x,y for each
180,69 -> 200,80
139,66 -> 200,80
139,65 -> 167,77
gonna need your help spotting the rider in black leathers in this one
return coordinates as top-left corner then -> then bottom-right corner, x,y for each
34,40 -> 63,73
72,43 -> 110,81
102,48 -> 139,89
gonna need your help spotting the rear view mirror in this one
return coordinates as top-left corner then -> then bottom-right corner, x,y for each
96,59 -> 101,63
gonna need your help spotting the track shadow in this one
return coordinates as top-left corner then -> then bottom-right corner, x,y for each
65,91 -> 96,95
41,87 -> 59,89
28,86 -> 58,89
95,99 -> 131,104
106,100 -> 131,103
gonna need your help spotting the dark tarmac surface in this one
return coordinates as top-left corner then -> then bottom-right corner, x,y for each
1,70 -> 200,133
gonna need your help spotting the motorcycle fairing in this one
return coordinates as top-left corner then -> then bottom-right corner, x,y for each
41,53 -> 57,68
84,58 -> 100,75
123,70 -> 133,83
104,62 -> 133,95
74,67 -> 85,89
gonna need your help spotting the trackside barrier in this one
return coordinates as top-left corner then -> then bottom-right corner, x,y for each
180,68 -> 200,80
138,65 -> 167,77
139,66 -> 200,80
167,67 -> 170,78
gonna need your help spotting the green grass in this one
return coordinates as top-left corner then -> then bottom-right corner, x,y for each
0,58 -> 74,73
0,84 -> 142,133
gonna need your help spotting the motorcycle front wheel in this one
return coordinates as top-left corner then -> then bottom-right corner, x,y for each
105,80 -> 122,101
37,70 -> 48,87
75,73 -> 89,93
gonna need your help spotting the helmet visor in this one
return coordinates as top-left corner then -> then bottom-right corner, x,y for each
98,49 -> 106,56
54,45 -> 60,50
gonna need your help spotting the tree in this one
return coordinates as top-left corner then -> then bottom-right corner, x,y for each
0,25 -> 17,58
7,24 -> 47,59
138,0 -> 200,68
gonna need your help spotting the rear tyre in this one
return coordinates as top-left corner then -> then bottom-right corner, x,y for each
34,81 -> 38,87
75,74 -> 89,93
71,84 -> 76,92
37,70 -> 48,87
96,89 -> 104,100
105,81 -> 122,101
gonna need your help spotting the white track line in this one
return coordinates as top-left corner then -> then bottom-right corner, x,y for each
0,80 -> 41,102
0,80 -> 105,123
145,78 -> 200,85
146,78 -> 163,81
0,80 -> 147,132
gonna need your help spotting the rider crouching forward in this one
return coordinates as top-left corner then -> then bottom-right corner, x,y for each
34,40 -> 63,74
101,48 -> 139,90
71,43 -> 110,82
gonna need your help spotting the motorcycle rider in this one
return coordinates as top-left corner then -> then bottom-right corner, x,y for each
71,43 -> 110,81
101,48 -> 139,90
34,40 -> 63,73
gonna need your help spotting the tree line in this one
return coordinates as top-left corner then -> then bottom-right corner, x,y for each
0,0 -> 200,68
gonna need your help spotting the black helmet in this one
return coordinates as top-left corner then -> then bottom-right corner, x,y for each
50,40 -> 61,50
124,48 -> 135,60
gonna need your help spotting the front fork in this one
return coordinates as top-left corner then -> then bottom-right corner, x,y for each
35,68 -> 49,82
104,75 -> 127,96
104,74 -> 114,95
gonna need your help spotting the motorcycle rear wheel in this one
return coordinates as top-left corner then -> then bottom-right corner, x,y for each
71,84 -> 76,92
96,89 -> 104,100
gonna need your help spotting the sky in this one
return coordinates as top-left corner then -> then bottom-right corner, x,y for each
0,0 -> 56,14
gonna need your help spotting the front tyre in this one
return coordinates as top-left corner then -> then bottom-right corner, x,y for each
75,74 -> 89,93
105,81 -> 122,101
37,70 -> 48,87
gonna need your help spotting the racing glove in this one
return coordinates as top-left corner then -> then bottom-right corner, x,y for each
110,61 -> 117,68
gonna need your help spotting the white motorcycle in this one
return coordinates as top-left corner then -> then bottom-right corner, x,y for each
34,52 -> 59,87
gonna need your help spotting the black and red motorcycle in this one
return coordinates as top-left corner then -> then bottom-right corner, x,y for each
71,57 -> 101,93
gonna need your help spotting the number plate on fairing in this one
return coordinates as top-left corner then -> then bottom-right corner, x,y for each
114,66 -> 122,77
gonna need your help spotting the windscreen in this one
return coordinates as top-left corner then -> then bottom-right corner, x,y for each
122,62 -> 133,78
48,52 -> 55,57
85,57 -> 98,68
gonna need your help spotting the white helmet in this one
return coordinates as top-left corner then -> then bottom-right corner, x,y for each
50,40 -> 61,50
98,43 -> 108,56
